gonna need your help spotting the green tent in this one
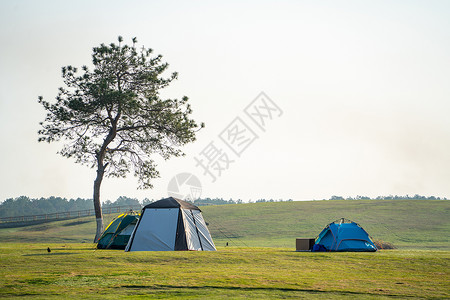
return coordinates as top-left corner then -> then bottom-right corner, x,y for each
97,210 -> 139,249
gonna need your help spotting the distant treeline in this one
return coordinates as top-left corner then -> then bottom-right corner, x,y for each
0,194 -> 447,218
193,198 -> 293,205
0,196 -> 275,217
329,195 -> 448,201
0,196 -> 144,218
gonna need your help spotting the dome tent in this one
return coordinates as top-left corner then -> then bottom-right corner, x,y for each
125,197 -> 216,251
313,218 -> 377,252
97,210 -> 139,249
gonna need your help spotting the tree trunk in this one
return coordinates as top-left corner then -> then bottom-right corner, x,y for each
93,164 -> 105,243
93,126 -> 116,242
92,102 -> 120,243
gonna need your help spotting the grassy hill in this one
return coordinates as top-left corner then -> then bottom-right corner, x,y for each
0,200 -> 448,249
203,199 -> 450,249
1,200 -> 449,298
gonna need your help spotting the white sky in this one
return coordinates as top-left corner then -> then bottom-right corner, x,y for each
1,0 -> 449,202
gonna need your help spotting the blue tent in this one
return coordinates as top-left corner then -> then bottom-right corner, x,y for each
313,218 -> 377,252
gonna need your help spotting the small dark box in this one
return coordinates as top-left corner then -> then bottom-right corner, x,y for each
296,238 -> 315,251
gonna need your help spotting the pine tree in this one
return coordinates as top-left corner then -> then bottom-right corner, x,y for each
38,36 -> 203,241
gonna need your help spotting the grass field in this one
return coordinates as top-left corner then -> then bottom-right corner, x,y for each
204,200 -> 450,249
1,200 -> 448,249
0,200 -> 449,298
0,243 -> 449,299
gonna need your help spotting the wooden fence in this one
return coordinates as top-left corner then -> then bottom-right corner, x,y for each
0,205 -> 142,224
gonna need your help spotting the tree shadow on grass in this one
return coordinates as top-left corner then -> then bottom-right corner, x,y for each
62,220 -> 91,227
0,217 -> 88,229
120,284 -> 412,298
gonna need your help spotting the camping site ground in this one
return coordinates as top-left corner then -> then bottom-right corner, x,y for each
0,199 -> 449,299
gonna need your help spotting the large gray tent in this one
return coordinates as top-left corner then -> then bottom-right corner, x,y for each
125,197 -> 216,251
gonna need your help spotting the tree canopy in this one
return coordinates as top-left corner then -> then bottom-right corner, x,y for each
39,36 -> 201,188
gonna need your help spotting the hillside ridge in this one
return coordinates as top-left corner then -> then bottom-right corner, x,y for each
0,199 -> 448,249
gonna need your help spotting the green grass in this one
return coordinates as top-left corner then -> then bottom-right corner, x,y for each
0,200 -> 449,250
0,243 -> 448,299
0,214 -> 117,244
203,200 -> 450,249
0,200 -> 449,298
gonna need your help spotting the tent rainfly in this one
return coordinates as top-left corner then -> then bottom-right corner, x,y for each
97,210 -> 139,249
313,218 -> 377,252
125,197 -> 216,251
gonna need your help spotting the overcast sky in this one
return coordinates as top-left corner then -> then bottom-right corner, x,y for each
1,0 -> 449,202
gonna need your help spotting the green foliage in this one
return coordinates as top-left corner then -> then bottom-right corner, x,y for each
0,197 -> 92,218
102,196 -> 140,208
38,36 -> 202,189
331,194 -> 448,200
193,198 -> 244,206
2,195 -> 447,219
0,196 -> 140,218
0,243 -> 448,299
